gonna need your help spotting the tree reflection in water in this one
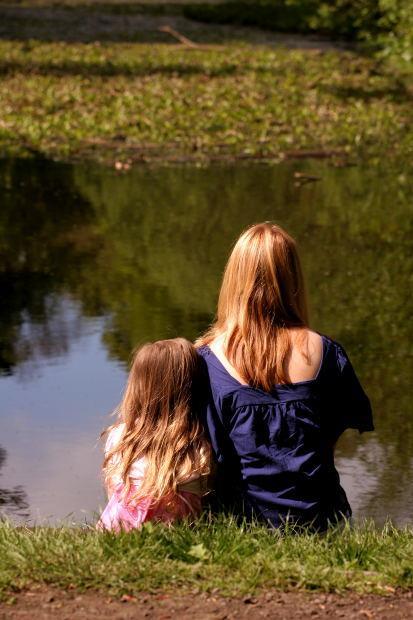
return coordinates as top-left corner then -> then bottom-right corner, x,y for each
0,156 -> 412,524
0,446 -> 29,519
0,157 -> 98,376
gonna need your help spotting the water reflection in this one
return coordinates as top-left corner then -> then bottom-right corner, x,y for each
0,157 -> 98,375
0,157 -> 412,524
0,446 -> 29,519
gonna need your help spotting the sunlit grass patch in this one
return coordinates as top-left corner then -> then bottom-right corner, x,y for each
0,39 -> 411,163
1,516 -> 412,599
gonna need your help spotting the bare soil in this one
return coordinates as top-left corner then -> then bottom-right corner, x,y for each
1,587 -> 413,619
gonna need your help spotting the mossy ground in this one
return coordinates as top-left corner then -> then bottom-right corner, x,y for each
0,2 -> 411,164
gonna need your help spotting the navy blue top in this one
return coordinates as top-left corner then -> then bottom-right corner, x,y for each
199,335 -> 374,530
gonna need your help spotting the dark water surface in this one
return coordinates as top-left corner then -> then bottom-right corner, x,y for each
1,157 -> 412,525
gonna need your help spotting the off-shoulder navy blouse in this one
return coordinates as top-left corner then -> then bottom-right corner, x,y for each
198,335 -> 373,530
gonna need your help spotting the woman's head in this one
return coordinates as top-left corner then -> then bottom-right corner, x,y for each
218,222 -> 308,330
103,338 -> 211,502
198,223 -> 309,390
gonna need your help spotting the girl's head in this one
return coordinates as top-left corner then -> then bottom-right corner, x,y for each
103,338 -> 211,502
198,223 -> 309,390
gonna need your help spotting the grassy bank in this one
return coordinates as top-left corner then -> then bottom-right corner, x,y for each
0,41 -> 411,164
1,517 -> 412,599
0,3 -> 412,164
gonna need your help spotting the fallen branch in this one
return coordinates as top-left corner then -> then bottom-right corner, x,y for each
158,25 -> 198,49
284,149 -> 345,159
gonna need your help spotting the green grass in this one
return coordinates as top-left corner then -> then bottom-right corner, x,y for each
0,38 -> 412,163
1,516 -> 412,599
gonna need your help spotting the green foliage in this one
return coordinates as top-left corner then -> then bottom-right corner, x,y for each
184,0 -> 413,64
184,0 -> 385,39
0,39 -> 411,164
0,517 -> 412,598
308,0 -> 384,38
376,0 -> 413,68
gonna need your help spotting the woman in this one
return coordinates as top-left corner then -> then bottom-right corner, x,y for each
197,222 -> 373,530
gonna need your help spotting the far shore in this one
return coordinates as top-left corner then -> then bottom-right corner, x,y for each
0,2 -> 411,166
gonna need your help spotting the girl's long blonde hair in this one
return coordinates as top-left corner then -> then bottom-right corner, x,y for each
103,338 -> 212,503
197,223 -> 309,391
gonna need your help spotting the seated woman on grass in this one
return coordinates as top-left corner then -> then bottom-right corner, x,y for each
197,222 -> 374,531
98,338 -> 212,531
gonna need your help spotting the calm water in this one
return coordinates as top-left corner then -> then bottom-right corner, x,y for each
1,157 -> 412,525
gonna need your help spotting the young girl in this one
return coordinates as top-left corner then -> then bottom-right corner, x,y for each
197,222 -> 374,531
98,338 -> 212,531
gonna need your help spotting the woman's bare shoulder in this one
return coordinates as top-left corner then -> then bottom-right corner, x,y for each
304,329 -> 323,357
288,328 -> 323,382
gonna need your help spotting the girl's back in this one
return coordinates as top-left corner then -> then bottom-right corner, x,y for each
99,423 -> 205,531
98,338 -> 212,532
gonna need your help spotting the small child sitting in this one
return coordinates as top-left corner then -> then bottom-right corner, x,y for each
98,338 -> 212,531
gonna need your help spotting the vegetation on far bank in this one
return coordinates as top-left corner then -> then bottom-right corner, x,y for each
0,36 -> 412,164
1,0 -> 412,68
1,517 -> 413,600
183,0 -> 413,68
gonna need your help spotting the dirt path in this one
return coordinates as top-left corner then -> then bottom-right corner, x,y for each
1,587 -> 413,619
0,3 -> 345,49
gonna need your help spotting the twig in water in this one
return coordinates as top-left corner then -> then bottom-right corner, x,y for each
293,171 -> 322,186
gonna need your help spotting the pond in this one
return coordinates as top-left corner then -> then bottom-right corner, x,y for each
0,156 -> 412,526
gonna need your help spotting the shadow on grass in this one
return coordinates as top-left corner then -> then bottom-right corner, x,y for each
1,58 -> 410,108
0,4 -> 341,48
321,83 -> 412,104
0,58 -> 240,78
0,1 -> 184,13
0,2 -> 255,47
0,23 -> 202,45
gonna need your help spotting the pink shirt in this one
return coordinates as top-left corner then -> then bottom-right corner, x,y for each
97,424 -> 203,531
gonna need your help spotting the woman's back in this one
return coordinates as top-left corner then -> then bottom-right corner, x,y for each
199,332 -> 373,530
210,328 -> 324,386
196,222 -> 373,529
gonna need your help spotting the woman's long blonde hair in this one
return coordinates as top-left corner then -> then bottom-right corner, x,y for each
197,223 -> 309,391
103,338 -> 212,504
